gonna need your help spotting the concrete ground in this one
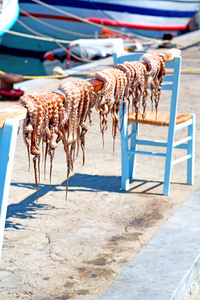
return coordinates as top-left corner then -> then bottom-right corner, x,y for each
0,33 -> 199,299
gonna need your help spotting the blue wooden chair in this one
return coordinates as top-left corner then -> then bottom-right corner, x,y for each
113,52 -> 196,195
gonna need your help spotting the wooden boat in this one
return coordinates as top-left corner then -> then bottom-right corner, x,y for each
0,0 -> 199,52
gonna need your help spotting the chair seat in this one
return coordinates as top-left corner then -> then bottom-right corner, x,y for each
128,111 -> 192,126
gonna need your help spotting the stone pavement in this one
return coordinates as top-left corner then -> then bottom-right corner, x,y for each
0,32 -> 199,299
100,186 -> 200,300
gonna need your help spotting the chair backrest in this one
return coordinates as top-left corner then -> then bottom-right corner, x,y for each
113,52 -> 182,129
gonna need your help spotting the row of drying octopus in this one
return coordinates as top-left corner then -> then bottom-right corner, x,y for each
20,51 -> 173,199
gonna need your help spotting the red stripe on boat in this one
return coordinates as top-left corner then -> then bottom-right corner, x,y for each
43,51 -> 55,61
19,12 -> 188,31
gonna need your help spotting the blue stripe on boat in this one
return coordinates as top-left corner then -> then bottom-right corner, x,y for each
19,0 -> 198,18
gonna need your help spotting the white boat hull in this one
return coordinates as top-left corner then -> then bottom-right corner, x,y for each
0,0 -> 19,37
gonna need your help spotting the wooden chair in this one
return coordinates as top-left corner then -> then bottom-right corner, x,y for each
113,52 -> 196,195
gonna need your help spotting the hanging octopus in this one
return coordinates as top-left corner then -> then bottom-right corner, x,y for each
95,68 -> 128,151
93,51 -> 171,147
21,92 -> 66,199
21,79 -> 95,200
59,80 -> 95,166
55,80 -> 95,196
20,50 -> 172,200
105,68 -> 127,152
139,52 -> 167,114
123,61 -> 147,121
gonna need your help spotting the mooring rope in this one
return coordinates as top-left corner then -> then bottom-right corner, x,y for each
31,0 -> 157,42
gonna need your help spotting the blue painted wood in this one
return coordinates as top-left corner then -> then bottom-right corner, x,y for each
113,52 -> 196,195
0,119 -> 19,261
129,123 -> 138,178
175,118 -> 193,130
128,150 -> 166,157
119,103 -> 129,190
160,84 -> 173,90
137,139 -> 168,147
163,56 -> 182,195
163,75 -> 173,81
187,113 -> 196,185
173,136 -> 192,147
172,154 -> 192,166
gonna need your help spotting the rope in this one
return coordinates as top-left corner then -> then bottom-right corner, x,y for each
20,8 -> 96,38
17,18 -> 58,40
6,18 -> 114,63
181,69 -> 200,73
0,70 -> 68,79
5,28 -> 93,63
3,0 -> 160,64
31,0 -> 157,42
4,29 -> 71,44
16,18 -> 125,63
4,26 -> 119,63
167,69 -> 200,74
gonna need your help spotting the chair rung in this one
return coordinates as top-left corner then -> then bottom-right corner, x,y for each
136,139 -> 167,147
163,75 -> 173,82
172,154 -> 191,165
173,136 -> 192,148
175,118 -> 193,130
128,131 -> 136,139
128,150 -> 166,157
161,83 -> 173,90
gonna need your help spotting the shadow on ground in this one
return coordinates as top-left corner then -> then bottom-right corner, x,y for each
6,173 -> 171,229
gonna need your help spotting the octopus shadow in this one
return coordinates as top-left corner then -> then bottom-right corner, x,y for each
6,175 -> 122,229
6,182 -> 59,229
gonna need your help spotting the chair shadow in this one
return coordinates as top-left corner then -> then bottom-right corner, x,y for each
68,174 -> 188,196
68,173 -> 165,195
129,178 -> 187,195
129,179 -> 164,195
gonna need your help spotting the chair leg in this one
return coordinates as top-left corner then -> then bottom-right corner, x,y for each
187,114 -> 196,185
121,143 -> 130,191
163,128 -> 175,196
129,122 -> 138,178
120,104 -> 129,191
0,119 -> 19,261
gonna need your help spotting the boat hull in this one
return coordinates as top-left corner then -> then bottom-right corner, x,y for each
0,0 -> 199,53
